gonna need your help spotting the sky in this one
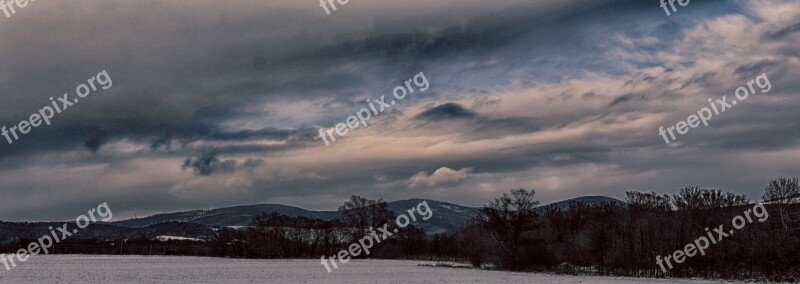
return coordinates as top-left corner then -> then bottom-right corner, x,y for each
0,0 -> 799,221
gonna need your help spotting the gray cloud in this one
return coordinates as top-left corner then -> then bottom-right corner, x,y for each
415,103 -> 477,120
181,151 -> 262,176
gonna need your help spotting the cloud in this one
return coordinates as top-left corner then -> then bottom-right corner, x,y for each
415,103 -> 477,121
2,0 -> 800,220
410,167 -> 473,187
181,150 -> 263,176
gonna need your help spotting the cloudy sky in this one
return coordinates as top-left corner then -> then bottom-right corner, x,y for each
0,0 -> 798,221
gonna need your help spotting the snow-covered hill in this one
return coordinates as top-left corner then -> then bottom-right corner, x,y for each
112,196 -> 622,234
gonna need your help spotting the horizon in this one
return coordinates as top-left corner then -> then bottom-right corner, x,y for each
3,194 -> 625,222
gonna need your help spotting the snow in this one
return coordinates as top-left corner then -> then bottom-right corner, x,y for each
0,255 -> 744,284
224,226 -> 248,229
155,236 -> 206,242
440,204 -> 468,214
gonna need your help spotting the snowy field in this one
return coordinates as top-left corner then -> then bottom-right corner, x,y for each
0,255 -> 741,284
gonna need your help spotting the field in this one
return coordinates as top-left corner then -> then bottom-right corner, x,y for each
0,255 -> 741,284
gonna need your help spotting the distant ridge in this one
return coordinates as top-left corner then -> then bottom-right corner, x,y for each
111,196 -> 622,234
0,196 -> 624,242
112,199 -> 480,234
538,196 -> 624,211
113,204 -> 340,228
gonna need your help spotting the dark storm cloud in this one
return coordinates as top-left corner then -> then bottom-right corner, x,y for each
5,0 -> 682,140
0,0 -> 659,160
415,103 -> 476,120
181,150 -> 263,176
412,102 -> 551,138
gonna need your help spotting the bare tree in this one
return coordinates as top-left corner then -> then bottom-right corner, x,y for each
454,225 -> 492,268
673,187 -> 713,210
722,192 -> 749,207
762,176 -> 800,231
249,212 -> 289,258
339,195 -> 371,237
626,191 -> 672,211
475,188 -> 541,270
338,195 -> 395,242
673,187 -> 749,210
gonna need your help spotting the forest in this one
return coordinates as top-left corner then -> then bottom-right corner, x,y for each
208,176 -> 799,281
2,177 -> 797,281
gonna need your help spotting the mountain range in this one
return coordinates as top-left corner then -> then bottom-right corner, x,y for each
112,199 -> 483,234
112,196 -> 623,234
0,196 -> 623,243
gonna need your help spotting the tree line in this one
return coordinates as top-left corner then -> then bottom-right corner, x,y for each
439,176 -> 799,281
210,195 -> 429,260
7,177 -> 792,281
211,176 -> 799,281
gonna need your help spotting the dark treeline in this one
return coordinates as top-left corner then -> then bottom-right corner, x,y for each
211,196 -> 429,259
2,178 -> 797,281
0,221 -> 218,257
209,177 -> 799,281
434,177 -> 800,282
